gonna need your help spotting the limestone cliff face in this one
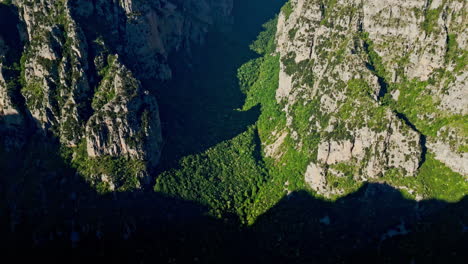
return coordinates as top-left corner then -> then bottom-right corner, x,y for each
0,0 -> 233,189
85,57 -> 162,169
273,0 -> 467,197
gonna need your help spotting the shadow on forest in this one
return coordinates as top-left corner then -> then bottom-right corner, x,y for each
0,132 -> 466,263
154,0 -> 286,169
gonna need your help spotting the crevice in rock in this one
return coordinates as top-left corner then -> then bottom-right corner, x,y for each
361,30 -> 427,170
382,122 -> 393,168
308,35 -> 315,59
350,137 -> 355,157
361,39 -> 388,100
394,112 -> 427,169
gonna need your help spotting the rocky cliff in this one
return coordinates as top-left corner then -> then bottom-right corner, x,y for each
0,0 -> 233,190
267,0 -> 467,197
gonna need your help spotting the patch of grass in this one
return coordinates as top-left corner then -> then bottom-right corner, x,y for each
422,6 -> 442,34
418,154 -> 468,202
281,1 -> 293,20
458,144 -> 468,153
445,34 -> 467,72
288,27 -> 298,40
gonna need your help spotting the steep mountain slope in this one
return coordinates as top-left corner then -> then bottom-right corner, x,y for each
266,0 -> 467,198
0,0 -> 233,190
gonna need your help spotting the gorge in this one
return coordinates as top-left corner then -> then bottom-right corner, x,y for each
0,0 -> 467,262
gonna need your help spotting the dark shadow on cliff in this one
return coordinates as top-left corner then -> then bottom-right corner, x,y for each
0,130 -> 466,263
155,0 -> 287,169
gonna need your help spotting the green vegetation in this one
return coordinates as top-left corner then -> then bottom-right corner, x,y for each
92,55 -> 117,110
241,45 -> 310,223
418,154 -> 468,202
154,5 -> 310,223
281,1 -> 293,20
326,162 -> 364,198
67,140 -> 146,193
361,32 -> 390,83
380,154 -> 468,202
98,54 -> 117,78
288,27 -> 298,40
445,33 -> 467,72
10,0 -> 464,224
237,58 -> 262,94
61,116 -> 82,142
336,79 -> 389,133
21,81 -> 44,110
250,18 -> 278,55
389,78 -> 467,138
458,144 -> 468,153
319,0 -> 338,26
422,5 -> 442,34
155,126 -> 269,223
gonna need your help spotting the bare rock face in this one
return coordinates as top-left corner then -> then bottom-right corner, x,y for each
14,0 -> 91,146
273,0 -> 467,197
85,58 -> 162,169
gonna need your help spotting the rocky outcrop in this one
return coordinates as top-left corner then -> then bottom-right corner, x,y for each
13,0 -> 92,146
273,0 -> 467,197
86,57 -> 162,169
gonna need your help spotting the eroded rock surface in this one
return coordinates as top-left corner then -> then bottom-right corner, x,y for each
273,0 -> 467,197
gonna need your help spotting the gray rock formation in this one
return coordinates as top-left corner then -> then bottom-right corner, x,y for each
86,57 -> 162,169
272,0 -> 467,197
